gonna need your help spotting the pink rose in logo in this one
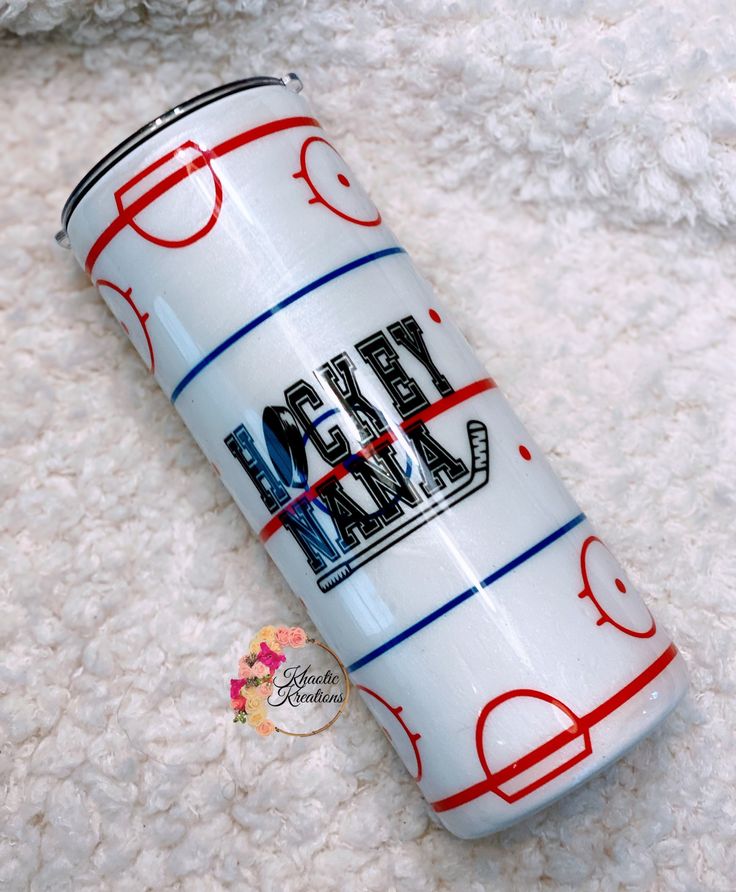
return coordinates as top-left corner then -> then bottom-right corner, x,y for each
276,626 -> 291,647
258,641 -> 286,674
289,627 -> 307,648
256,719 -> 275,737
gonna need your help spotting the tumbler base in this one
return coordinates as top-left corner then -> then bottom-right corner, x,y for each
434,651 -> 688,839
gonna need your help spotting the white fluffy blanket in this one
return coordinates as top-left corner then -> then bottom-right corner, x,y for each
1,1 -> 734,889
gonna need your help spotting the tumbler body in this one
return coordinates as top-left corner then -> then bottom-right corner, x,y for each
61,77 -> 687,838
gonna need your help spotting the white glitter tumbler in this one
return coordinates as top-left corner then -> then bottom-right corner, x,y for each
57,75 -> 687,838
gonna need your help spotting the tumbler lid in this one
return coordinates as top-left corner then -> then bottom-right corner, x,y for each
56,73 -> 303,247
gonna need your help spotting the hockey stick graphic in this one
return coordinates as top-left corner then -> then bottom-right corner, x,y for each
317,420 -> 490,592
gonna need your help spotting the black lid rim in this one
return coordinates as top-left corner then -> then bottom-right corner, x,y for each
60,75 -> 293,232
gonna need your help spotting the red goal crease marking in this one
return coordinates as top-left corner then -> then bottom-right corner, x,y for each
431,642 -> 678,813
473,690 -> 592,804
84,115 -> 321,275
259,376 -> 497,543
114,140 -> 224,249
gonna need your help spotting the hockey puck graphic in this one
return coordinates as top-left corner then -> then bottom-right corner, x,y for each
262,405 -> 309,488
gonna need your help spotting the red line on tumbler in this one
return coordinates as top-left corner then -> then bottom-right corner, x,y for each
431,642 -> 678,813
474,690 -> 592,804
96,278 -> 155,373
259,376 -> 497,543
577,536 -> 656,639
114,140 -> 223,249
356,684 -> 423,781
293,136 -> 382,227
84,116 -> 321,275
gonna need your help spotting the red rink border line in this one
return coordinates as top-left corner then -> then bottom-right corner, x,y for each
259,376 -> 497,543
84,115 -> 321,274
356,684 -> 423,782
431,642 -> 679,813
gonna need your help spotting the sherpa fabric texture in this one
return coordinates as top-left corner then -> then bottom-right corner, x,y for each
1,1 -> 735,890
